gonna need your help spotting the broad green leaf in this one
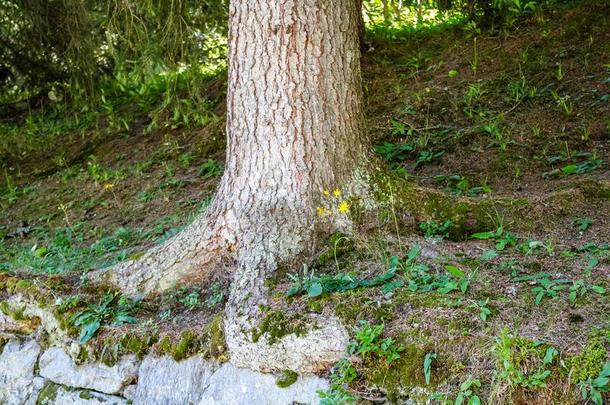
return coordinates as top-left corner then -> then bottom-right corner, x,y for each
468,396 -> 481,405
590,285 -> 605,294
445,265 -> 465,278
307,283 -> 323,298
471,231 -> 495,240
561,164 -> 577,175
79,320 -> 100,344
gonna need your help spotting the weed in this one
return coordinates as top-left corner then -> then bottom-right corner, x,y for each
424,352 -> 437,385
470,226 -> 518,251
568,280 -> 605,304
469,299 -> 492,321
374,142 -> 414,163
434,175 -> 491,197
205,282 -> 224,309
199,159 -> 223,178
419,220 -> 453,239
432,377 -> 482,405
578,361 -> 609,405
72,291 -> 139,343
573,218 -> 593,232
494,328 -> 557,390
351,321 -> 404,364
550,89 -> 574,116
286,262 -> 400,298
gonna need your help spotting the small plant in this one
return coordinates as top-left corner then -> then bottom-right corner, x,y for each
424,352 -> 437,385
351,321 -> 403,364
550,89 -> 574,116
205,282 -> 225,308
318,358 -> 357,404
287,259 -> 401,298
561,158 -> 604,175
319,321 -> 403,404
470,226 -> 518,251
573,218 -> 593,231
199,158 -> 223,178
578,361 -> 610,405
374,141 -> 413,163
419,220 -> 453,239
179,290 -> 200,309
72,291 -> 138,343
415,150 -> 444,167
469,299 -> 492,321
431,377 -> 482,405
494,328 -> 557,389
530,277 -> 571,304
568,280 -> 605,304
434,175 -> 491,197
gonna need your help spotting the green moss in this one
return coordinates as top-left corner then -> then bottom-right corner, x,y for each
306,299 -> 323,314
251,307 -> 308,345
201,314 -> 228,362
157,335 -> 172,355
372,168 -> 531,239
122,333 -> 157,360
564,336 -> 607,383
5,277 -> 18,294
275,370 -> 299,388
127,251 -> 146,261
36,382 -> 59,405
78,390 -> 93,400
0,301 -> 9,315
364,344 -> 441,402
333,289 -> 394,325
172,330 -> 198,361
76,347 -> 90,364
14,279 -> 34,292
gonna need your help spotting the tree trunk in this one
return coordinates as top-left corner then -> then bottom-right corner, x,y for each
100,0 -> 368,372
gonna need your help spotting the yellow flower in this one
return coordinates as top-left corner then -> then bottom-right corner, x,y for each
338,200 -> 350,213
317,207 -> 326,216
323,190 -> 331,197
103,183 -> 114,189
333,188 -> 341,198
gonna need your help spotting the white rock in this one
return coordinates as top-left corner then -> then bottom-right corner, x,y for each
39,348 -> 138,394
0,339 -> 42,405
4,294 -> 79,357
225,314 -> 349,373
37,384 -> 128,405
199,363 -> 328,405
132,355 -> 218,405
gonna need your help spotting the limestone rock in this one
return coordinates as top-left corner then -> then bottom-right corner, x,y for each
132,355 -> 218,405
4,294 -> 79,357
225,313 -> 349,373
36,383 -> 128,405
39,347 -> 138,394
0,339 -> 42,405
199,363 -> 328,405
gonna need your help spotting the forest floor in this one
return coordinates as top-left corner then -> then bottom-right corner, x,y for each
1,1 -> 609,404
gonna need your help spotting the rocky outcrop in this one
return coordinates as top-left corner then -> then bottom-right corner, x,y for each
199,363 -> 328,405
0,293 -> 334,405
39,348 -> 139,395
36,383 -> 128,405
133,355 -> 218,404
0,339 -> 44,405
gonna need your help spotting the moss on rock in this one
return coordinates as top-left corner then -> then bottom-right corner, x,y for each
251,307 -> 308,345
275,370 -> 299,388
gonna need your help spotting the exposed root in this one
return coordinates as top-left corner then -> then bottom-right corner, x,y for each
90,208 -> 236,297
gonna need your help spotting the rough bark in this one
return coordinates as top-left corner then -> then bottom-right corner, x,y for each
97,0 -> 368,372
